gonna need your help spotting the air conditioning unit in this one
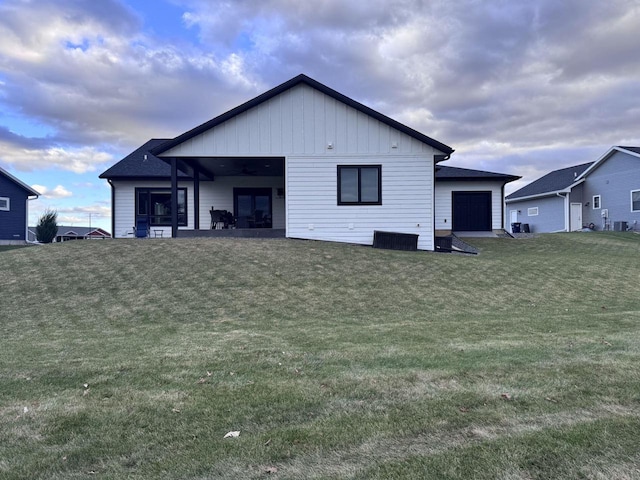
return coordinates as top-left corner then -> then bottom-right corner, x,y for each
601,209 -> 608,218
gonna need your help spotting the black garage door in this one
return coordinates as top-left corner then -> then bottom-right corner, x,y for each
452,191 -> 492,231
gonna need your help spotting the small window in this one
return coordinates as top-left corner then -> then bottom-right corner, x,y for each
527,207 -> 538,216
632,190 -> 640,212
593,195 -> 601,209
337,165 -> 381,205
0,197 -> 9,211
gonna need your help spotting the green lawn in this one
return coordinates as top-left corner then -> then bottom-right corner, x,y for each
1,233 -> 639,479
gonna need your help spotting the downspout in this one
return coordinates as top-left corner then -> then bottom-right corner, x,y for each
107,179 -> 115,238
557,192 -> 569,232
25,195 -> 39,243
433,154 -> 450,250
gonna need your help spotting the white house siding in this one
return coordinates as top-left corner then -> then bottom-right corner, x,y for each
159,82 -> 443,250
161,84 -> 437,158
435,181 -> 504,231
286,155 -> 435,250
581,151 -> 640,230
198,176 -> 285,229
506,195 -> 566,233
111,180 -> 195,238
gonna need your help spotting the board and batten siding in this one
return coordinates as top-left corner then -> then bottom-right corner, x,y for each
160,84 -> 439,158
435,181 -> 504,231
158,82 -> 444,250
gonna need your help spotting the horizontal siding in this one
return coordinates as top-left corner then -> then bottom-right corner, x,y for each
0,175 -> 29,241
506,196 -> 565,233
161,84 -> 436,158
286,155 -> 435,250
581,151 -> 640,229
112,180 -> 194,238
112,178 -> 285,238
435,181 -> 504,231
198,177 -> 285,229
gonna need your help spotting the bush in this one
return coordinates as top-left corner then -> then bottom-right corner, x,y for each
36,210 -> 58,243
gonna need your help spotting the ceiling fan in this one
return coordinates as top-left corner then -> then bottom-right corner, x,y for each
230,164 -> 258,176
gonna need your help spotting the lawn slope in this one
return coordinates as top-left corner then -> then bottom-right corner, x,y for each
1,233 -> 639,479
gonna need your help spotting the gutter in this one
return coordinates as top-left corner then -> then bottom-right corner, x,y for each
556,192 -> 569,232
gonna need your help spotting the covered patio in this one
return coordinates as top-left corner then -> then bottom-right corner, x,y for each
159,155 -> 285,237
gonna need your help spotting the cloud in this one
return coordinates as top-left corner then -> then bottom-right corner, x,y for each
0,0 -> 639,190
31,184 -> 73,199
0,136 -> 114,173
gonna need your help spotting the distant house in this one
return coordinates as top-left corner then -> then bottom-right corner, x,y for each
0,166 -> 39,244
505,146 -> 640,232
28,226 -> 112,243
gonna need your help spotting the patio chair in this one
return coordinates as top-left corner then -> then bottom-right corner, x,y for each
135,217 -> 149,238
210,208 -> 226,229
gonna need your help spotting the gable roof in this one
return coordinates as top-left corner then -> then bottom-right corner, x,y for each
99,139 -> 191,179
506,162 -> 593,201
436,165 -> 520,182
575,145 -> 640,180
56,226 -> 111,237
0,166 -> 40,197
151,73 -> 454,157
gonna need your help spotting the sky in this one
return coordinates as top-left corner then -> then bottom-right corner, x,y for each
1,0 -> 639,233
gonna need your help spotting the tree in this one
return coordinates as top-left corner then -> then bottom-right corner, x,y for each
36,209 -> 58,243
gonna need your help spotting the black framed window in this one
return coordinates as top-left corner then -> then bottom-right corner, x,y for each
337,165 -> 381,205
135,188 -> 187,226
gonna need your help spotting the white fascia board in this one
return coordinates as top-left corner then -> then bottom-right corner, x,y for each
576,146 -> 640,181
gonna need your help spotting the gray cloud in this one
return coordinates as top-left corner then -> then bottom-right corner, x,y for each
0,0 -> 638,192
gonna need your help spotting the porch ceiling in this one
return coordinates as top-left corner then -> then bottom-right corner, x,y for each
165,156 -> 285,180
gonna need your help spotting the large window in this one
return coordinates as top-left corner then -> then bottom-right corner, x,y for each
136,188 -> 187,226
337,165 -> 381,205
0,197 -> 9,211
632,190 -> 640,212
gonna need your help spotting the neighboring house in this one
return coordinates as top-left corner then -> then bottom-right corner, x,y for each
101,74 -> 457,250
0,166 -> 39,244
28,226 -> 112,243
505,146 -> 640,232
434,165 -> 520,234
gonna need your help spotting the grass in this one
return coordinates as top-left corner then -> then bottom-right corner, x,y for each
1,232 -> 639,479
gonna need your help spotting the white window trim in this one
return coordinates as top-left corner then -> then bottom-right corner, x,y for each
0,197 -> 9,211
631,189 -> 640,212
527,207 -> 539,216
592,195 -> 601,209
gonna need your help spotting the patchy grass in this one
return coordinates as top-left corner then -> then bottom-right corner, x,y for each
0,232 -> 639,479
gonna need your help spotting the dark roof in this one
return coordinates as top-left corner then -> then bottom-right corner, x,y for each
99,139 -> 191,179
0,166 -> 40,196
506,162 -> 593,200
151,73 -> 454,157
619,146 -> 640,155
435,165 -> 520,182
56,226 -> 111,237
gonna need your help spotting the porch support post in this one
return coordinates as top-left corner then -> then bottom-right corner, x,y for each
171,158 -> 178,238
193,166 -> 200,230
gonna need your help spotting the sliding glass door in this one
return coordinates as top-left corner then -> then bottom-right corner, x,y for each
233,188 -> 272,228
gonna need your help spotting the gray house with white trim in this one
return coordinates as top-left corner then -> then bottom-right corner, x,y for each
0,166 -> 39,244
506,146 -> 640,232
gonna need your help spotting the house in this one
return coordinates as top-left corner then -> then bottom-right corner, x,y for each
28,226 -> 112,242
101,74 -> 458,250
0,166 -> 39,244
505,146 -> 640,232
434,165 -> 520,234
